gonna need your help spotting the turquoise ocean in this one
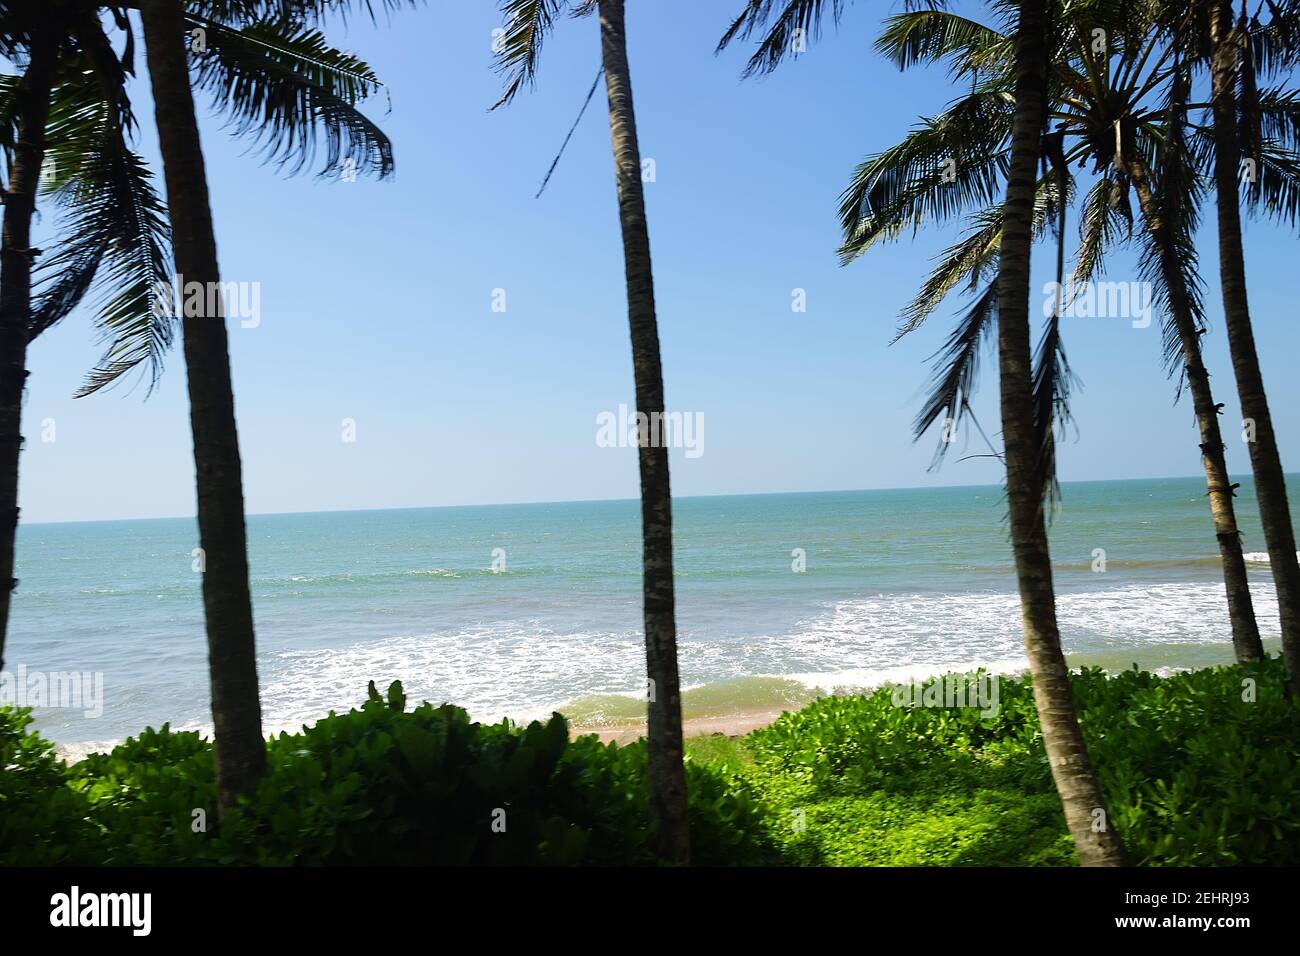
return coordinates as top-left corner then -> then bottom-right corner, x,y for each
9,475 -> 1295,755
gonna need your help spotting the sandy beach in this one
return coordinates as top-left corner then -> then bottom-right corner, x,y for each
568,708 -> 788,744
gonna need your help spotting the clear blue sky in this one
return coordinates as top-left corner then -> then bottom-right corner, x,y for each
20,0 -> 1300,523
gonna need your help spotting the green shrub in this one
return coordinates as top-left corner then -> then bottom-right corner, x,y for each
735,659 -> 1299,865
3,661 -> 1296,866
2,682 -> 775,866
0,707 -> 96,864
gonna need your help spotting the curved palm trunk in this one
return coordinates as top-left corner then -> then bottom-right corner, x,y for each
1209,0 -> 1300,687
1122,153 -> 1265,664
998,0 -> 1124,866
0,31 -> 56,672
597,0 -> 689,865
141,0 -> 265,810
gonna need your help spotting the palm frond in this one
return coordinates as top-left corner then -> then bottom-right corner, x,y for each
896,163 -> 1063,340
875,9 -> 1007,77
31,75 -> 117,336
716,0 -> 846,77
1135,82 -> 1206,385
189,16 -> 393,178
0,72 -> 21,157
896,209 -> 1002,340
32,86 -> 174,393
1031,311 -> 1078,515
1247,0 -> 1300,78
1245,141 -> 1300,225
838,88 -> 1013,261
196,1 -> 422,26
1071,170 -> 1132,290
491,0 -> 567,108
913,281 -> 998,468
1253,84 -> 1300,153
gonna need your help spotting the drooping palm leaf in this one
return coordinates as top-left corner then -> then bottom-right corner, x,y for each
188,16 -> 393,178
490,0 -> 568,108
913,280 -> 998,467
716,0 -> 848,77
896,209 -> 1003,340
1142,58 -> 1207,384
838,88 -> 1013,259
891,167 -> 1062,340
1071,168 -> 1132,291
875,9 -> 1009,77
1030,311 -> 1078,514
32,75 -> 173,393
1247,141 -> 1300,225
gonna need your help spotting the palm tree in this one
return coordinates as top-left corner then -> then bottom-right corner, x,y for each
0,9 -> 58,673
835,2 -> 1282,664
0,2 -> 387,695
1,0 -> 173,663
0,0 -> 392,810
139,0 -> 267,808
130,0 -> 396,809
1115,32 -> 1266,666
1201,0 -> 1300,690
493,0 -> 690,864
718,0 -> 1125,864
998,0 -> 1123,865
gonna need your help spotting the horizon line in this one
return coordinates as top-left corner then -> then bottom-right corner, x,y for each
22,471 -> 1281,528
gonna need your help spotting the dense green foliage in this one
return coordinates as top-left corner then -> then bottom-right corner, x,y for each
2,661 -> 1296,865
705,658 -> 1300,865
0,680 -> 773,866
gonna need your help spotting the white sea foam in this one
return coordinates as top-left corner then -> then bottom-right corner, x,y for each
248,580 -> 1280,729
1242,551 -> 1300,564
49,579 -> 1283,755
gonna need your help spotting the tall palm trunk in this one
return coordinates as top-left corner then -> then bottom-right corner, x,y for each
0,30 -> 56,673
1122,152 -> 1265,664
597,0 -> 689,865
998,0 -> 1124,866
1209,0 -> 1300,688
141,0 -> 265,810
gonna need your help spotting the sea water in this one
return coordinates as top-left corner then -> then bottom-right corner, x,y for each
9,475 -> 1293,754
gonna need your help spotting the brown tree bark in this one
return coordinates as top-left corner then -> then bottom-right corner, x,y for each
0,28 -> 56,672
141,0 -> 266,810
1209,0 -> 1300,688
998,0 -> 1125,866
597,0 -> 689,865
1122,152 -> 1265,665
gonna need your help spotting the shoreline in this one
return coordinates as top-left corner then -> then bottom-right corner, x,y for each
50,707 -> 794,764
46,644 -> 1273,763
